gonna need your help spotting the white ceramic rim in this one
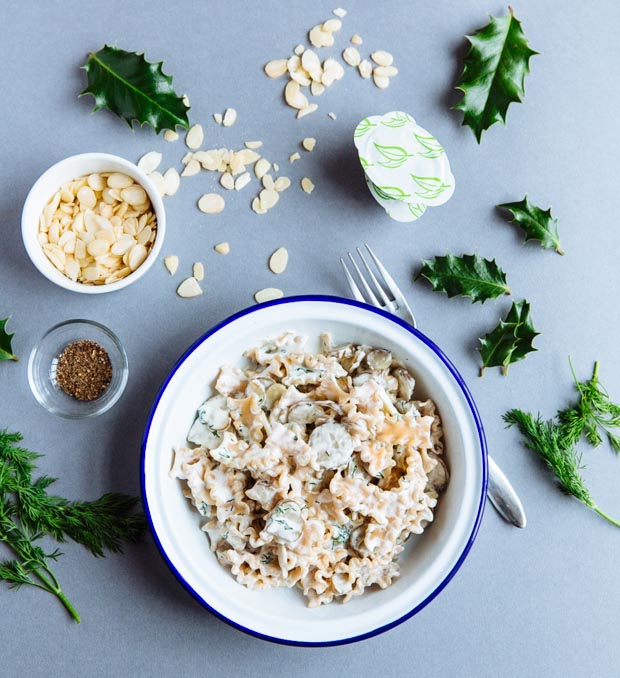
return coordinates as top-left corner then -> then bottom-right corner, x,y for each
141,296 -> 488,646
21,152 -> 166,294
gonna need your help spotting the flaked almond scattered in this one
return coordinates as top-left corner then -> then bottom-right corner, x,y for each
301,177 -> 315,194
297,103 -> 318,119
274,176 -> 291,192
309,25 -> 334,49
343,47 -> 361,67
289,152 -> 301,163
254,158 -> 271,179
214,242 -> 230,254
373,72 -> 390,89
177,277 -> 203,298
284,80 -> 309,109
138,151 -> 162,174
164,255 -> 179,275
259,188 -> 279,210
220,172 -> 235,190
186,124 -> 204,150
163,168 -> 180,196
164,130 -> 179,142
269,247 -> 288,274
182,94 -> 190,107
262,174 -> 275,190
222,108 -> 237,127
244,141 -> 263,149
255,287 -> 284,303
374,65 -> 399,78
310,81 -> 325,96
351,34 -> 362,45
148,171 -> 166,196
193,262 -> 205,281
333,7 -> 346,17
302,137 -> 316,152
371,50 -> 393,67
273,163 -> 280,172
181,159 -> 201,177
264,59 -> 288,78
328,112 -> 337,120
213,113 -> 223,124
358,59 -> 372,79
251,197 -> 267,215
235,172 -> 251,191
323,18 -> 342,32
198,193 -> 225,214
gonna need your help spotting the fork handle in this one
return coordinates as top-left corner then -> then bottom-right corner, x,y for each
486,456 -> 526,528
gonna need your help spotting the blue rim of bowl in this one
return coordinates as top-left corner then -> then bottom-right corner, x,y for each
140,295 -> 488,647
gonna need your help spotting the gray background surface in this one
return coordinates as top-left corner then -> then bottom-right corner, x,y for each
1,1 -> 618,676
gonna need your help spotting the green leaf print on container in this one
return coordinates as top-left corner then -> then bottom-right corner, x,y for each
414,133 -> 445,159
408,203 -> 427,219
373,143 -> 413,169
359,156 -> 374,170
373,184 -> 411,201
354,118 -> 378,138
410,175 -> 451,200
380,112 -> 413,128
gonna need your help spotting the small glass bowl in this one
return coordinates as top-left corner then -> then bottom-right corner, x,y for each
28,319 -> 128,418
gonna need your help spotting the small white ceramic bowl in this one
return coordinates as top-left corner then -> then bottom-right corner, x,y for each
22,152 -> 166,294
142,296 -> 488,646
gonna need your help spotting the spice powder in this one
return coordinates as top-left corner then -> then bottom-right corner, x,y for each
55,340 -> 113,401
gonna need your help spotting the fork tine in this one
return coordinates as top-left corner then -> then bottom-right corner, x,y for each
340,258 -> 366,304
356,247 -> 395,311
364,243 -> 416,327
347,252 -> 381,306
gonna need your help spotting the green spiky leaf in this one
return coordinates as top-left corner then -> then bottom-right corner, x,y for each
454,7 -> 538,142
498,195 -> 564,255
479,299 -> 539,375
80,45 -> 190,134
0,318 -> 18,362
416,253 -> 511,303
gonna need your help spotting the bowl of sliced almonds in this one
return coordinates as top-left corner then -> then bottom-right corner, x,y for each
22,152 -> 166,293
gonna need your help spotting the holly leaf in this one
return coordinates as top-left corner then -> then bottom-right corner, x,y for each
416,253 -> 511,303
498,196 -> 564,255
80,45 -> 190,134
0,318 -> 18,362
478,300 -> 539,376
454,7 -> 538,142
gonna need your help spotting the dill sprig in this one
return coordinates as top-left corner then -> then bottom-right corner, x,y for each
0,430 -> 147,621
558,359 -> 620,452
504,359 -> 620,528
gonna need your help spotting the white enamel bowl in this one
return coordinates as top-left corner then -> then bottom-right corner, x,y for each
141,296 -> 487,646
22,152 -> 166,294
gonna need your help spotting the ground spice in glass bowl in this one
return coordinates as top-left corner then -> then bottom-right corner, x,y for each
55,340 -> 113,401
28,319 -> 128,418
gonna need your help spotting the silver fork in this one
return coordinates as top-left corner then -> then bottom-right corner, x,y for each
341,243 -> 527,528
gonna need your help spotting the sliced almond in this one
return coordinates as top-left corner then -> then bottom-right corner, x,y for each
182,94 -> 190,107
301,177 -> 315,194
214,242 -> 230,255
163,168 -> 180,196
350,34 -> 362,45
198,193 -> 225,214
121,185 -> 148,206
264,59 -> 288,78
273,163 -> 280,172
373,72 -> 390,89
269,247 -> 288,274
244,141 -> 263,149
290,69 -> 312,87
251,197 -> 267,214
42,244 -> 65,271
148,171 -> 166,196
274,177 -> 291,192
164,130 -> 179,142
181,159 -> 201,177
76,186 -> 97,210
107,173 -> 134,189
323,58 -> 344,80
310,81 -> 325,96
194,150 -> 221,171
236,149 -> 261,165
234,172 -> 251,191
111,236 -> 136,256
358,59 -> 372,79
287,55 -> 301,74
259,188 -> 279,210
87,174 -> 106,191
220,172 -> 235,190
294,44 -> 305,56
213,113 -> 223,125
289,152 -> 301,163
309,25 -> 333,48
284,80 -> 308,110
374,65 -> 399,77
138,151 -> 162,174
262,174 -> 275,190
186,124 -> 204,150
193,262 -> 205,281
333,7 -> 347,17
254,158 -> 271,179
128,243 -> 148,271
255,288 -> 284,303
297,104 -> 318,119
322,18 -> 342,32
181,152 -> 194,164
222,108 -> 237,127
371,50 -> 393,67
164,255 -> 179,275
343,47 -> 361,67
177,277 -> 203,298
301,49 -> 321,74
302,137 -> 316,152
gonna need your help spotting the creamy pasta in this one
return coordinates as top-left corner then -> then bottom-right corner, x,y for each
170,331 -> 448,607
